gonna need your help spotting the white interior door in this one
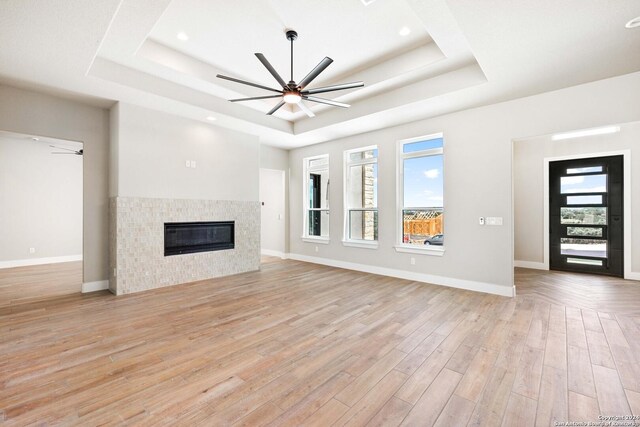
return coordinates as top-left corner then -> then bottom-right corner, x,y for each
259,168 -> 285,257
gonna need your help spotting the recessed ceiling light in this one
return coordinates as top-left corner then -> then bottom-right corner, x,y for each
31,137 -> 39,141
398,26 -> 411,36
206,116 -> 216,121
551,125 -> 620,141
177,32 -> 189,41
360,0 -> 376,5
626,16 -> 640,29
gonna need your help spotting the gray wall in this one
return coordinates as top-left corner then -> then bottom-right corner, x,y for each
288,71 -> 640,293
0,85 -> 110,283
0,135 -> 82,262
514,121 -> 640,272
113,103 -> 259,201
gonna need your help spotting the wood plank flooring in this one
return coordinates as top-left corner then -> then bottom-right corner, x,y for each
0,261 -> 82,307
1,260 -> 639,425
516,268 -> 640,316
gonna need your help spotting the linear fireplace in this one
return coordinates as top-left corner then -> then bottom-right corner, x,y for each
164,221 -> 234,256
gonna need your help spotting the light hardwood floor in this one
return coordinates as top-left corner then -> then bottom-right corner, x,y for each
0,261 -> 82,308
1,260 -> 639,425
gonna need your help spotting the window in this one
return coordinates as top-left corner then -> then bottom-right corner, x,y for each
303,155 -> 330,240
344,146 -> 378,246
397,134 -> 444,252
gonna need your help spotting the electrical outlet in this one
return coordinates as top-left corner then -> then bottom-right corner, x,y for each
185,160 -> 191,168
410,257 -> 416,265
191,160 -> 196,168
29,247 -> 36,254
315,246 -> 319,253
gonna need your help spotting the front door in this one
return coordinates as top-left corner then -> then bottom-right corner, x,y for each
549,155 -> 623,277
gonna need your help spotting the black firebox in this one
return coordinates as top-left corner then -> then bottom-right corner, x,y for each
164,221 -> 234,256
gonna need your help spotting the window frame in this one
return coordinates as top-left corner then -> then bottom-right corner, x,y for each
342,145 -> 379,249
302,154 -> 330,243
395,133 -> 445,256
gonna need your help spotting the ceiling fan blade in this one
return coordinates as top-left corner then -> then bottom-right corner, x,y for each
302,81 -> 364,95
216,74 -> 282,94
303,96 -> 350,108
266,101 -> 286,115
298,57 -> 333,90
230,94 -> 283,102
255,53 -> 288,89
297,101 -> 315,118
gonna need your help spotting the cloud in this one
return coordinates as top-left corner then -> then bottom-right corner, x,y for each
424,169 -> 440,179
423,190 -> 434,195
428,196 -> 444,202
565,186 -> 606,194
561,176 -> 585,185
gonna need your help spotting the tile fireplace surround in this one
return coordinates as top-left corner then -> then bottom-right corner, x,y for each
109,197 -> 260,295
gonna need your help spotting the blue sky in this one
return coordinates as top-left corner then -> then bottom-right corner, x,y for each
404,155 -> 443,208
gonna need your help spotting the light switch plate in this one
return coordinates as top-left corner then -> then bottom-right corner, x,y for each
185,160 -> 191,168
486,217 -> 503,226
191,161 -> 196,168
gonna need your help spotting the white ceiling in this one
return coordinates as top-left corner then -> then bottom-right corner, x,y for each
150,0 -> 431,86
0,0 -> 638,148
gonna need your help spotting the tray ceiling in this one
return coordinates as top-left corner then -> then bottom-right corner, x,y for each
0,0 -> 638,148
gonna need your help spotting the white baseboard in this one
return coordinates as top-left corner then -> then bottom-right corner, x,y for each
626,272 -> 640,281
261,249 -> 288,259
288,253 -> 515,297
82,280 -> 109,293
0,254 -> 83,269
514,260 -> 548,270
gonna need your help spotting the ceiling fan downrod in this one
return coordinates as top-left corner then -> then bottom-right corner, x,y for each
286,30 -> 297,86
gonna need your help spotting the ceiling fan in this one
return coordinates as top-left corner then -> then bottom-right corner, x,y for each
50,145 -> 83,156
216,30 -> 364,117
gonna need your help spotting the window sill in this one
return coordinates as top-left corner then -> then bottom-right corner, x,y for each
302,237 -> 330,245
394,245 -> 445,256
342,240 -> 379,249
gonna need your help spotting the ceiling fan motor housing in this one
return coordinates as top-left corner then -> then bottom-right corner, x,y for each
286,30 -> 298,41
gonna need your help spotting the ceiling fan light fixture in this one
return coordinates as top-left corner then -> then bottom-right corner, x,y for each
283,91 -> 302,104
